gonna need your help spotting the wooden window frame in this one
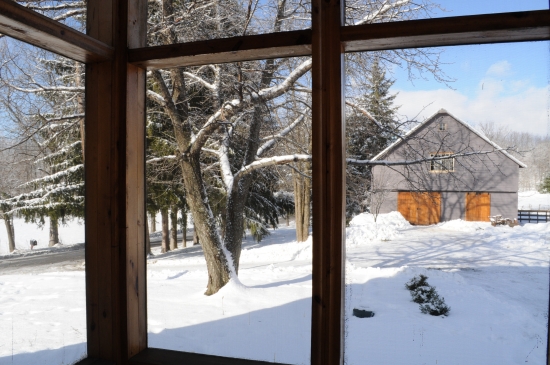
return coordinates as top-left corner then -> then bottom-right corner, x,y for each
0,1 -> 548,364
430,152 -> 455,172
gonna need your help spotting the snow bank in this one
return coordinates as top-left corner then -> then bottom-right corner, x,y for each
346,211 -> 410,244
436,219 -> 492,232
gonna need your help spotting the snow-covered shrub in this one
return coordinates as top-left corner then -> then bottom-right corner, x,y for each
405,274 -> 429,291
411,285 -> 437,304
406,274 -> 450,316
419,293 -> 450,316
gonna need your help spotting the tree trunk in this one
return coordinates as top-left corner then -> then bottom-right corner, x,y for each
181,208 -> 187,248
293,161 -> 311,242
49,216 -> 59,247
75,62 -> 85,163
150,212 -> 157,233
223,105 -> 269,273
170,207 -> 178,250
161,208 -> 169,253
193,229 -> 199,245
4,215 -> 15,252
145,214 -> 152,255
180,155 -> 231,295
222,53 -> 285,271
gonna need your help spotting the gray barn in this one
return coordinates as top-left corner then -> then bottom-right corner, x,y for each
370,109 -> 525,225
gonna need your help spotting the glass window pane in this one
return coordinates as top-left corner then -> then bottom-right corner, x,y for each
145,57 -> 312,364
344,41 -> 549,364
0,39 -> 86,365
147,0 -> 311,45
15,1 -> 85,32
345,0 -> 548,26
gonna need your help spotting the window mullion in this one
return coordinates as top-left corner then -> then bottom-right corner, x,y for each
311,0 -> 346,363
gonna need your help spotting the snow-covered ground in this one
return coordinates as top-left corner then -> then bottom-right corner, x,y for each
1,196 -> 549,364
0,217 -> 84,256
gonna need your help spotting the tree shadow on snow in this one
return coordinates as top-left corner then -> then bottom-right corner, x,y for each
148,298 -> 311,365
343,265 -> 549,365
349,226 -> 548,269
249,274 -> 312,289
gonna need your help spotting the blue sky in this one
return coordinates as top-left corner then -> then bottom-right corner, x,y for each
389,1 -> 549,135
434,0 -> 548,17
392,42 -> 548,96
391,42 -> 549,136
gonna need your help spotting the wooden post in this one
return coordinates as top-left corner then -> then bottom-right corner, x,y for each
311,0 -> 345,363
85,0 -> 147,363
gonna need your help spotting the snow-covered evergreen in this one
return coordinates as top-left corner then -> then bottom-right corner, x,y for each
0,51 -> 85,245
346,57 -> 401,219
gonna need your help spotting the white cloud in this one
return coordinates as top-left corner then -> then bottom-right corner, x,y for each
486,60 -> 512,77
393,84 -> 549,135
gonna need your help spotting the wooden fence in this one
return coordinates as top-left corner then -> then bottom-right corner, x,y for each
518,210 -> 550,223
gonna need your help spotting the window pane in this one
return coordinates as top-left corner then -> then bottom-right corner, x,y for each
15,1 -> 85,32
344,41 -> 549,364
147,0 -> 311,45
345,0 -> 548,26
145,57 -> 312,364
0,39 -> 86,365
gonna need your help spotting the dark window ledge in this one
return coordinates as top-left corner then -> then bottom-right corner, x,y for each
129,348 -> 291,365
73,357 -> 115,365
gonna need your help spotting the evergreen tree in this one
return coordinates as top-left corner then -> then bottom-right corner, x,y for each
146,105 -> 186,253
347,57 -> 399,163
346,57 -> 400,220
539,175 -> 550,194
0,53 -> 85,246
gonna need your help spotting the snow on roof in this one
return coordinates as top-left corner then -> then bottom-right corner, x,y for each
371,108 -> 527,168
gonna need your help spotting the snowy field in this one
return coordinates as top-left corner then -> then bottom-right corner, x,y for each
519,191 -> 550,210
0,193 -> 549,364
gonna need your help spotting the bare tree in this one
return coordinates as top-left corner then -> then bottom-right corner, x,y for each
3,0 -> 455,294
367,168 -> 392,222
479,121 -> 550,192
145,0 -> 458,295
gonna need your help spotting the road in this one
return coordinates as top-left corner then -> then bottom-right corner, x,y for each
0,229 -> 194,275
0,245 -> 85,275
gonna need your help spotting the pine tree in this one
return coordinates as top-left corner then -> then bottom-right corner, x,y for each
146,108 -> 186,253
0,54 -> 85,246
346,57 -> 400,220
538,175 -> 550,193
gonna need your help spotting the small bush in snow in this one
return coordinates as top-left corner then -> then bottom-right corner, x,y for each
406,275 -> 450,317
411,285 -> 437,304
405,274 -> 429,291
419,294 -> 450,316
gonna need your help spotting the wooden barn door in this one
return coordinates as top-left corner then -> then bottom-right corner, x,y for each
465,192 -> 491,221
398,192 -> 441,225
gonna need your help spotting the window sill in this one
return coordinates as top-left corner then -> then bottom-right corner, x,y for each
129,348 -> 291,365
73,357 -> 115,365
